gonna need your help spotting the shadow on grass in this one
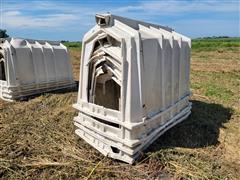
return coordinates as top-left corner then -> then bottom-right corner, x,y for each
146,100 -> 233,152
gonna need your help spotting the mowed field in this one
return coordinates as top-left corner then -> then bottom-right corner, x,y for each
0,38 -> 239,179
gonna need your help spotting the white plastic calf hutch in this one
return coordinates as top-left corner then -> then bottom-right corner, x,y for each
73,14 -> 192,164
0,38 -> 75,101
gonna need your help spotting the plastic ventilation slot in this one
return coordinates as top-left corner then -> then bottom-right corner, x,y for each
91,116 -> 121,129
95,14 -> 110,26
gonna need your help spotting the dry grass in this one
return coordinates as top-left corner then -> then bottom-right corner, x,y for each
0,39 -> 240,179
69,49 -> 81,80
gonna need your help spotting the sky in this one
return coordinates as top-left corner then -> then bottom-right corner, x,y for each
0,0 -> 239,41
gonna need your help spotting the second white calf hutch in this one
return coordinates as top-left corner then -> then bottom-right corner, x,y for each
73,14 -> 192,163
0,38 -> 75,101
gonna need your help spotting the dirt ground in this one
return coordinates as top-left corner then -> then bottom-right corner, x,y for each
0,39 -> 239,179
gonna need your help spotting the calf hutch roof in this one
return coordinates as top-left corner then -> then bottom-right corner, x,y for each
0,38 -> 75,101
73,14 -> 192,164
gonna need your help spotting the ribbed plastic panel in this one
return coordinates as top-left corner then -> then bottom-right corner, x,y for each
73,14 -> 191,163
0,38 -> 75,101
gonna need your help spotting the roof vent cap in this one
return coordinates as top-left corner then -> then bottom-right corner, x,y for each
95,13 -> 111,27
